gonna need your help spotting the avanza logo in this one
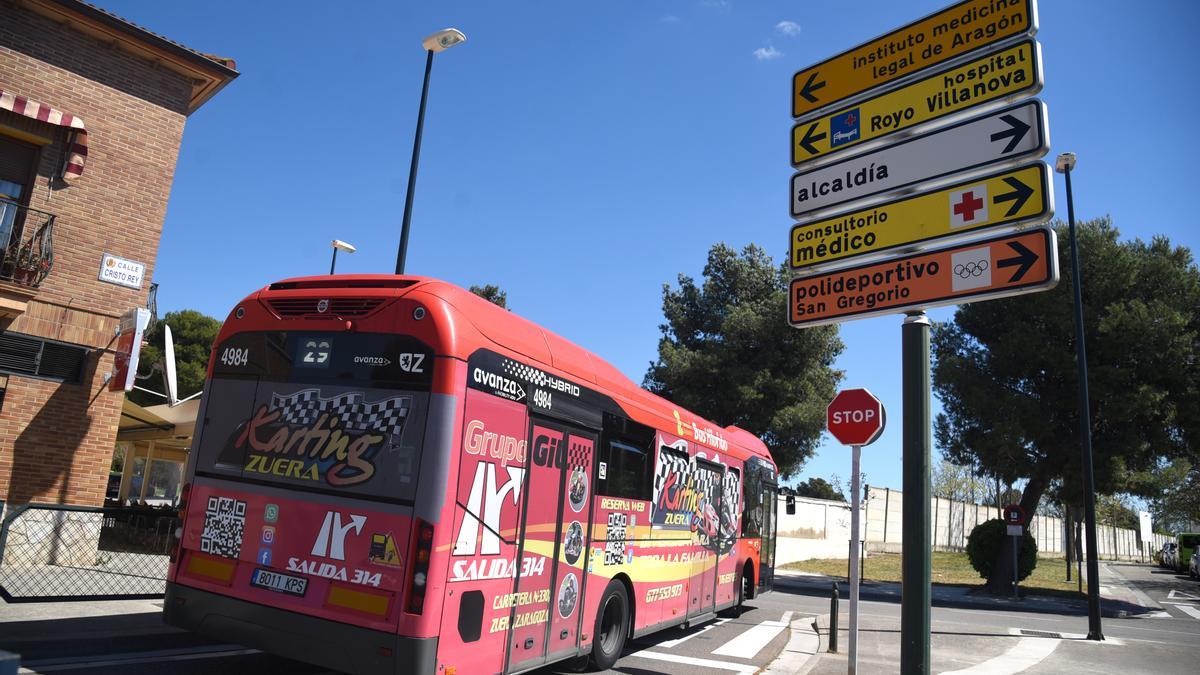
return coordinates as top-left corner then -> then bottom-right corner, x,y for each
233,389 -> 410,487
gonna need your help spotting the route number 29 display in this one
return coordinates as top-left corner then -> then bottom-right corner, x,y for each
300,339 -> 332,367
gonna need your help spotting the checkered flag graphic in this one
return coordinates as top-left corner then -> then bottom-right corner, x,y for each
691,464 -> 718,506
651,447 -> 691,521
721,469 -> 741,525
270,389 -> 410,436
567,438 -> 591,470
502,359 -> 550,387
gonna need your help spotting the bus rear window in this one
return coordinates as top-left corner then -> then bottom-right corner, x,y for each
193,331 -> 434,502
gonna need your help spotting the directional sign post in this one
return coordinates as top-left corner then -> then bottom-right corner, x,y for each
790,227 -> 1058,328
792,0 -> 1037,118
792,100 -> 1049,218
786,1 -> 1053,670
793,40 -> 1043,166
792,162 -> 1053,271
827,388 -> 885,675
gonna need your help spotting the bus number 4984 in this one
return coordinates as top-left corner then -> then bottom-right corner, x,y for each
220,347 -> 249,367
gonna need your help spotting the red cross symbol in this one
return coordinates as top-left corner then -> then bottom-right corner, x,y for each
953,190 -> 985,221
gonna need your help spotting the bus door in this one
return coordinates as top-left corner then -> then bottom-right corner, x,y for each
759,478 -> 778,593
505,419 -> 596,673
687,459 -> 724,619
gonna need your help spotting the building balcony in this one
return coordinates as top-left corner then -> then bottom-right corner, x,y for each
0,198 -> 55,318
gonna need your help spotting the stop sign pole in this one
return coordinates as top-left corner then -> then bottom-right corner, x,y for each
1004,504 -> 1027,599
827,388 -> 885,675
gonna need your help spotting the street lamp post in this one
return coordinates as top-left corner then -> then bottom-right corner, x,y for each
330,239 -> 356,274
1056,152 -> 1103,641
394,28 -> 467,275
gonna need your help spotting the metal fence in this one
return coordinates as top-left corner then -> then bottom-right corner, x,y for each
0,502 -> 177,602
0,197 -> 55,288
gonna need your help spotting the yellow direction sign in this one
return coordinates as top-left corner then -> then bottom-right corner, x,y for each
791,162 -> 1052,271
792,40 -> 1042,166
792,0 -> 1037,118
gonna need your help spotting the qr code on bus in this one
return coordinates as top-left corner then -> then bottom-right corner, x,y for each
200,496 -> 247,559
604,512 -> 627,566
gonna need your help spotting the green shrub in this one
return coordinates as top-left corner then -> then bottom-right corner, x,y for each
966,518 -> 1038,582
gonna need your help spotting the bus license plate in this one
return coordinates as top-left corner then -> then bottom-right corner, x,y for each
251,568 -> 307,597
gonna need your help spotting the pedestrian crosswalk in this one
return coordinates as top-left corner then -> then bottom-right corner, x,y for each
711,612 -> 792,658
621,611 -> 810,675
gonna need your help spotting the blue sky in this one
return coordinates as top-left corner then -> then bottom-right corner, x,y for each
105,1 -> 1199,494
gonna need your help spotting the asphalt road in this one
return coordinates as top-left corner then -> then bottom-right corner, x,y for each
1110,560 -> 1200,620
7,562 -> 1200,674
5,594 -> 800,675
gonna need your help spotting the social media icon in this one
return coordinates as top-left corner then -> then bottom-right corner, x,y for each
264,504 -> 279,523
257,548 -> 272,565
261,525 -> 276,545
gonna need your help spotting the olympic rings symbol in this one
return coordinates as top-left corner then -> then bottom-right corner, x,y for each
953,260 -> 989,278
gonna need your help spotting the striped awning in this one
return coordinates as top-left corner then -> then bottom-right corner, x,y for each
0,89 -> 88,183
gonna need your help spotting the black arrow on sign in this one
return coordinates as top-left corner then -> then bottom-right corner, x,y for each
797,122 -> 826,156
797,72 -> 826,104
989,114 -> 1031,153
993,177 -> 1034,217
997,241 -> 1038,283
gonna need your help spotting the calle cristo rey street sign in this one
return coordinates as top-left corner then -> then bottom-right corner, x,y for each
791,0 -> 1037,118
791,162 -> 1053,271
792,40 -> 1043,166
789,226 -> 1058,328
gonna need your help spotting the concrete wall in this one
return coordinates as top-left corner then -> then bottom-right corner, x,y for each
776,487 -> 1171,564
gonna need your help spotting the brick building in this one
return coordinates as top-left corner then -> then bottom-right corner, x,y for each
0,0 -> 236,509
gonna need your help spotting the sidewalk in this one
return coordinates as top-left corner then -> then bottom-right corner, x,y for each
775,561 -> 1163,619
0,596 -> 179,660
793,613 -> 1116,675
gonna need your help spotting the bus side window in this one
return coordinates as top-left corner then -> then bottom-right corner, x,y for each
742,467 -> 762,537
600,440 -> 651,500
598,414 -> 654,501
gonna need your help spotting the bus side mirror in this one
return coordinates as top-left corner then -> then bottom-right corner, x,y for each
785,495 -> 796,515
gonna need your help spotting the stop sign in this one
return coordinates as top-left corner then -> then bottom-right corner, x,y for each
1003,504 -> 1026,526
827,388 -> 885,446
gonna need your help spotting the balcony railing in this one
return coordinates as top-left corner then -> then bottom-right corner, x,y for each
0,198 -> 55,289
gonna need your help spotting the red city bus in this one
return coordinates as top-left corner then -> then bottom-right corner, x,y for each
164,275 -> 779,675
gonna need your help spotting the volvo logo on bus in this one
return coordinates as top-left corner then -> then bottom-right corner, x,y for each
316,299 -> 329,313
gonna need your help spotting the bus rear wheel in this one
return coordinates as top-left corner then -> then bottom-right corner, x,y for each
590,580 -> 630,670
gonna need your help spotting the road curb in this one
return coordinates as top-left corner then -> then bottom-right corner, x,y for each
775,572 -> 1168,620
762,613 -> 823,675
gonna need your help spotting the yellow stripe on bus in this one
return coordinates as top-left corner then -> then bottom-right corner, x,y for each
326,584 -> 390,617
185,554 -> 235,583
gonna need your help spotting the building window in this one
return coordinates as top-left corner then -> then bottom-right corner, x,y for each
0,331 -> 88,383
0,133 -> 41,250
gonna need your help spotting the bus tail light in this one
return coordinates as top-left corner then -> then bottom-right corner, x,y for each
170,482 -> 192,564
405,519 -> 434,614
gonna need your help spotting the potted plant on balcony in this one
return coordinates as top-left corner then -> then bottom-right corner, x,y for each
11,243 -> 46,286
